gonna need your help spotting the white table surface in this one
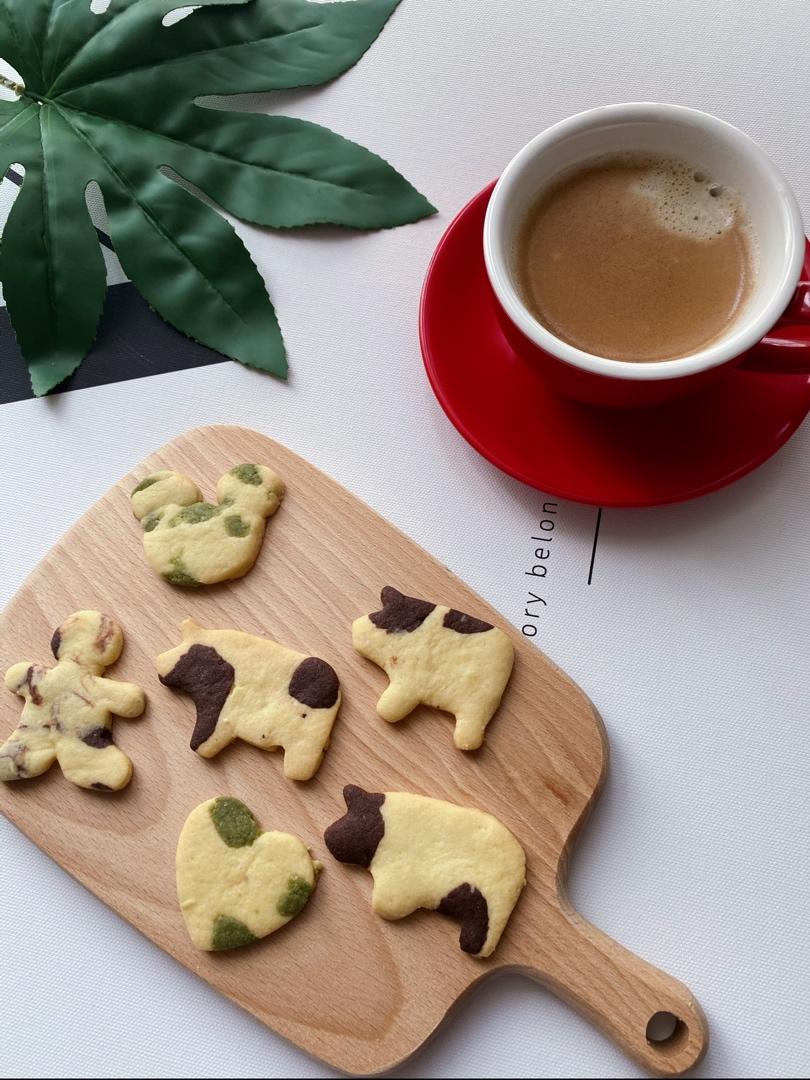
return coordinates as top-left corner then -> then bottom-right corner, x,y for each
2,2 -> 810,1077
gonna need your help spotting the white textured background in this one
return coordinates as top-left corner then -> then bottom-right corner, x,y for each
2,2 -> 810,1077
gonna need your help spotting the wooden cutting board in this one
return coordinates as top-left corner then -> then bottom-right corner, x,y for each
0,426 -> 707,1077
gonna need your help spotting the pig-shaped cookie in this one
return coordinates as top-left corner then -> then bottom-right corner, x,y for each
352,587 -> 515,750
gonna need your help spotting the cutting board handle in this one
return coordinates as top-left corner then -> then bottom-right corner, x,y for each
513,901 -> 708,1077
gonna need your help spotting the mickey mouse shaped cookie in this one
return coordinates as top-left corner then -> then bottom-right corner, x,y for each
352,587 -> 515,750
0,612 -> 145,790
131,463 -> 284,586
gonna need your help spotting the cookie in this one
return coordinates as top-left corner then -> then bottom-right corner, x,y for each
0,612 -> 145,790
156,619 -> 341,780
352,587 -> 515,750
131,463 -> 284,586
324,785 -> 526,958
177,796 -> 319,950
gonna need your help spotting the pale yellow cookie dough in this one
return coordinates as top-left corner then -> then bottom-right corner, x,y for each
325,786 -> 526,957
131,463 -> 284,586
155,619 -> 341,780
177,796 -> 319,951
0,611 -> 145,790
352,587 -> 515,750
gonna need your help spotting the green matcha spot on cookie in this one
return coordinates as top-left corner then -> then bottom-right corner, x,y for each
277,874 -> 313,918
171,502 -> 221,527
162,556 -> 200,587
231,463 -> 262,486
133,475 -> 161,494
142,511 -> 162,533
225,515 -> 250,537
210,796 -> 262,848
212,915 -> 257,951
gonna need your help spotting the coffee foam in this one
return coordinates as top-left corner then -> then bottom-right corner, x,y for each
512,153 -> 758,268
629,154 -> 753,244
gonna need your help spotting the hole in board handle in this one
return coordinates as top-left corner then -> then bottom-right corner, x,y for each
646,1011 -> 689,1054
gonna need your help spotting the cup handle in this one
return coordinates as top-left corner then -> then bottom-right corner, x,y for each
741,281 -> 810,373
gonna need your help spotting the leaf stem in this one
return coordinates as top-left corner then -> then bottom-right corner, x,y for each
0,73 -> 24,97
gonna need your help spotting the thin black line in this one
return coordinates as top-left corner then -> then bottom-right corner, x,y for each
587,507 -> 603,585
4,166 -> 115,252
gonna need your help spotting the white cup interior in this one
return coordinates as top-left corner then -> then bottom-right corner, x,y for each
484,104 -> 805,380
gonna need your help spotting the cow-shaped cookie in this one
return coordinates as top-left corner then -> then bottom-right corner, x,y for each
352,587 -> 515,750
155,619 -> 341,781
325,785 -> 526,957
0,612 -> 145,790
131,463 -> 284,586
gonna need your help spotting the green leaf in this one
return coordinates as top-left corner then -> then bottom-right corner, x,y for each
0,102 -> 106,394
0,0 -> 435,394
0,1 -> 50,88
69,102 -> 435,229
0,99 -> 37,175
40,2 -> 255,96
64,102 -> 287,376
53,0 -> 403,98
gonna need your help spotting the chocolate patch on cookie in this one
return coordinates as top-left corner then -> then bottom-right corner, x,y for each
443,609 -> 493,635
324,785 -> 386,867
50,629 -> 62,659
82,727 -> 113,749
95,616 -> 115,653
370,587 -> 436,633
289,657 -> 340,710
160,644 -> 234,750
23,666 -> 43,706
437,884 -> 489,955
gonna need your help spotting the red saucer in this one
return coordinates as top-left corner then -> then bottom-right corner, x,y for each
420,182 -> 810,507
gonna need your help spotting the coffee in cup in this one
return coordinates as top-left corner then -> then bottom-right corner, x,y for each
484,104 -> 807,407
514,153 -> 757,363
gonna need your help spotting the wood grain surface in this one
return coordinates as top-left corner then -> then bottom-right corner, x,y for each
0,426 -> 707,1076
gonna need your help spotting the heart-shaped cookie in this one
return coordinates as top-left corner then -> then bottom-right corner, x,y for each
176,797 -> 318,950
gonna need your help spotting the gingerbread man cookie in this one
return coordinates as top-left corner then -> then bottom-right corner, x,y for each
131,463 -> 284,586
352,587 -> 515,750
0,612 -> 145,790
325,785 -> 526,957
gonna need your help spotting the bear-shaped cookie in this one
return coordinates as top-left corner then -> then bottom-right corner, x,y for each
131,463 -> 284,586
155,619 -> 341,781
324,785 -> 526,957
352,587 -> 515,750
0,611 -> 145,790
177,796 -> 319,951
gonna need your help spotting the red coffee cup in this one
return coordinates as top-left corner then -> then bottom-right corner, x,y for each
483,103 -> 810,407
